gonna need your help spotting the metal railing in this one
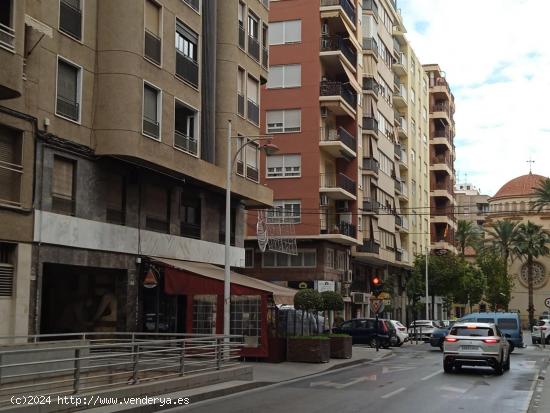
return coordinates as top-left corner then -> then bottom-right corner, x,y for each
144,30 -> 161,64
143,116 -> 160,138
181,222 -> 201,239
320,81 -> 357,109
434,128 -> 452,139
262,46 -> 268,68
362,198 -> 381,213
237,93 -> 245,116
362,37 -> 378,56
247,99 -> 259,125
362,157 -> 379,174
400,147 -> 408,165
363,76 -> 380,94
320,36 -> 357,66
397,116 -> 407,134
357,239 -> 380,254
320,173 -> 356,194
394,143 -> 401,157
0,23 -> 15,51
248,35 -> 260,61
59,0 -> 82,40
320,0 -> 356,24
238,25 -> 245,49
176,50 -> 199,87
174,130 -> 198,155
432,102 -> 449,115
0,159 -> 22,207
395,52 -> 407,67
56,96 -> 79,121
0,333 -> 243,406
183,0 -> 200,11
394,82 -> 407,101
320,126 -> 357,152
363,0 -> 379,15
431,154 -> 453,169
363,116 -> 378,132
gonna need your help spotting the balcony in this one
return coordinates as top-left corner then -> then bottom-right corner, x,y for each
181,222 -> 201,240
363,0 -> 379,15
362,117 -> 378,137
56,96 -> 79,122
174,130 -> 198,156
238,25 -> 245,49
320,126 -> 357,158
363,77 -> 380,97
397,116 -> 407,137
320,36 -> 357,69
362,198 -> 381,214
395,215 -> 409,232
0,23 -> 15,52
320,173 -> 357,200
394,143 -> 401,159
393,52 -> 407,75
143,116 -> 160,139
262,46 -> 268,69
430,153 -> 453,175
320,0 -> 357,29
144,30 -> 161,65
393,83 -> 408,108
247,99 -> 259,125
430,76 -> 452,98
397,146 -> 408,168
430,181 -> 454,200
183,0 -> 200,12
362,157 -> 379,175
176,50 -> 199,87
356,239 -> 380,254
395,249 -> 402,262
320,80 -> 357,117
59,0 -> 82,40
248,35 -> 260,62
395,180 -> 408,200
320,215 -> 359,245
362,37 -> 378,60
431,207 -> 456,225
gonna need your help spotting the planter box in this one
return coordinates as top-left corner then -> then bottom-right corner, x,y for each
267,337 -> 287,363
287,337 -> 330,363
330,335 -> 352,359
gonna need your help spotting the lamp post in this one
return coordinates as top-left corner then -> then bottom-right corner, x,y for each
425,246 -> 429,320
224,120 -> 278,337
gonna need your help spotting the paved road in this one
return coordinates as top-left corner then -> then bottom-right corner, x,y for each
176,341 -> 549,413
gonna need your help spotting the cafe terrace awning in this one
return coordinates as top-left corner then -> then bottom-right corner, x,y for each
151,257 -> 297,305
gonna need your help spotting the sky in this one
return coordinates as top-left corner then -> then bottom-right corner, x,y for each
398,0 -> 550,196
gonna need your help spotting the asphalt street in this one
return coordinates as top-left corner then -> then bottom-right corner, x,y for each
175,340 -> 549,413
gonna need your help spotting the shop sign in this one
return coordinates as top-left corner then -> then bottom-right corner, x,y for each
316,280 -> 335,293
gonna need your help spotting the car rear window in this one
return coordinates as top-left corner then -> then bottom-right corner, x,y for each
451,327 -> 494,336
497,318 -> 518,329
476,317 -> 495,323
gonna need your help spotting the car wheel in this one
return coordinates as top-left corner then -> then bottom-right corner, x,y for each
390,335 -> 399,347
504,352 -> 511,371
443,360 -> 453,373
546,336 -> 550,345
439,344 -> 444,352
494,355 -> 504,375
368,337 -> 378,348
508,341 -> 515,353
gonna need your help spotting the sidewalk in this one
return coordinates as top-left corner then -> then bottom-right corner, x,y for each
85,346 -> 391,413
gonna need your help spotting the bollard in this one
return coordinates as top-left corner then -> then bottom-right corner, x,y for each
542,329 -> 545,349
179,340 -> 186,376
132,344 -> 140,383
216,338 -> 222,370
420,327 -> 423,343
73,348 -> 81,394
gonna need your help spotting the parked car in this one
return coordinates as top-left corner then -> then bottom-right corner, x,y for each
443,322 -> 511,375
458,312 -> 524,352
408,320 -> 440,341
388,320 -> 409,346
532,319 -> 550,344
430,321 -> 456,350
333,318 -> 394,348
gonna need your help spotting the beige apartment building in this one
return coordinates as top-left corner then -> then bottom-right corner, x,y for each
455,183 -> 490,227
0,0 -> 272,339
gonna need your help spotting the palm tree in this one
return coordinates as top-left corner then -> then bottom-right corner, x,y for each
484,220 -> 520,265
533,178 -> 550,212
455,220 -> 482,256
514,221 -> 550,328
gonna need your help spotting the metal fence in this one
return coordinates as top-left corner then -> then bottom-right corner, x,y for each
0,333 -> 243,406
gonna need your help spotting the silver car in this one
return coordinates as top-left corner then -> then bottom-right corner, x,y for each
443,322 -> 511,375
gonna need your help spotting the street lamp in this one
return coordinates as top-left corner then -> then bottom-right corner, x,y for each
224,120 -> 279,337
425,246 -> 429,320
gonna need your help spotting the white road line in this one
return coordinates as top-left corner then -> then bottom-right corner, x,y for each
421,370 -> 443,381
381,387 -> 406,399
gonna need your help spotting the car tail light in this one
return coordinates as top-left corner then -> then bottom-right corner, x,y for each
541,327 -> 547,330
482,338 -> 500,344
399,327 -> 406,331
445,337 -> 458,343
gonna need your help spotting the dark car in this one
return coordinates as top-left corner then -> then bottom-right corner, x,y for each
430,326 -> 451,350
333,318 -> 394,348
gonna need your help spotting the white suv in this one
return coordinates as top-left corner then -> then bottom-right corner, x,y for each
443,322 -> 511,375
532,319 -> 550,344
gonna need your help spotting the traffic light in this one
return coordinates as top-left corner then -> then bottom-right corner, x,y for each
370,275 -> 383,297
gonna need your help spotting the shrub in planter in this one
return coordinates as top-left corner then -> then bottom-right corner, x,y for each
287,336 -> 330,363
327,333 -> 352,359
321,291 -> 344,333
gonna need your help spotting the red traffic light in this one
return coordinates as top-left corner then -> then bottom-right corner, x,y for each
372,276 -> 381,285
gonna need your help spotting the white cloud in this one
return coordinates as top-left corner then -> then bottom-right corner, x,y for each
399,0 -> 550,195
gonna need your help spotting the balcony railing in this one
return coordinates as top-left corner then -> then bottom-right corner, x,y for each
395,52 -> 406,67
399,147 -> 407,165
262,46 -> 268,68
237,93 -> 245,117
56,96 -> 79,121
143,116 -> 160,139
248,35 -> 260,61
363,198 -> 380,213
320,173 -> 356,194
320,0 -> 356,24
395,249 -> 403,262
434,128 -> 452,140
144,30 -> 161,64
0,22 -> 15,51
394,83 -> 407,100
394,143 -> 401,157
181,222 -> 201,239
397,116 -> 407,133
363,157 -> 379,174
183,0 -> 200,11
357,239 -> 379,254
362,117 -> 378,132
59,0 -> 82,40
431,154 -> 453,169
363,0 -> 379,15
395,180 -> 408,197
335,221 -> 357,238
176,50 -> 199,87
238,25 -> 245,49
247,99 -> 259,125
363,77 -> 380,94
321,126 -> 357,152
174,130 -> 198,155
320,36 -> 357,66
431,181 -> 454,193
362,37 -> 378,56
320,81 -> 357,109
432,102 -> 450,114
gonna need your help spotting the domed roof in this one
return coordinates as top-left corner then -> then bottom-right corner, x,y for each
493,173 -> 546,199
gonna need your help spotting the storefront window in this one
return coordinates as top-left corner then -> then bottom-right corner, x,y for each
192,295 -> 217,334
231,295 -> 261,347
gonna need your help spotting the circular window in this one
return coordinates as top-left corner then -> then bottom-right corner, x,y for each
520,262 -> 547,289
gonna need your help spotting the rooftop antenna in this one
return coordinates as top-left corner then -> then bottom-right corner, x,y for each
527,157 -> 535,174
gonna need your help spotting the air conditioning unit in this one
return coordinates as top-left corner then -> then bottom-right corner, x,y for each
335,200 -> 349,211
321,107 -> 328,118
343,269 -> 353,283
320,194 -> 329,207
352,292 -> 368,304
321,21 -> 329,36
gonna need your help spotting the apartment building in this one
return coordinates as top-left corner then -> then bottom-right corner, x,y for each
0,0 -> 272,342
424,64 -> 457,254
455,183 -> 490,227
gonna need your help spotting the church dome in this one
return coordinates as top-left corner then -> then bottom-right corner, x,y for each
492,173 -> 546,199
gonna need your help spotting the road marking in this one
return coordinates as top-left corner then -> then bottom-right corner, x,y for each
381,387 -> 406,399
440,385 -> 468,394
382,366 -> 417,374
421,370 -> 442,381
310,375 -> 378,389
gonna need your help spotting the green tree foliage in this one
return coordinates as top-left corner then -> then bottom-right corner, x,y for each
320,291 -> 344,312
455,220 -> 482,256
294,289 -> 324,312
532,177 -> 550,212
484,220 -> 520,265
477,250 -> 513,311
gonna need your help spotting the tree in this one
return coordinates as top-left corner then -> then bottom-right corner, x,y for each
477,250 -> 513,311
452,261 -> 486,311
532,177 -> 550,212
455,220 -> 482,256
321,291 -> 344,333
484,220 -> 520,265
294,289 -> 324,336
514,222 -> 550,328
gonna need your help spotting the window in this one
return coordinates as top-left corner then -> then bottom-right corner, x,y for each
423,133 -> 427,144
180,192 -> 201,239
336,250 -> 347,270
175,20 -> 199,87
410,88 -> 415,104
377,150 -> 394,176
261,23 -> 268,68
52,156 -> 75,215
231,295 -> 261,347
106,174 -> 125,225
325,249 -> 335,269
411,149 -> 416,162
247,75 -> 259,125
269,20 -> 301,45
0,1 -> 14,51
144,0 -> 162,64
411,179 -> 417,197
245,140 -> 259,182
0,125 -> 22,206
245,248 -> 254,268
262,249 -> 316,268
143,82 -> 161,139
266,109 -> 301,133
267,200 -> 301,223
59,0 -> 82,40
144,184 -> 170,233
380,230 -> 395,251
266,154 -> 301,178
423,106 -> 427,121
56,57 -> 81,122
183,0 -> 200,12
192,295 -> 217,334
237,67 -> 245,116
247,12 -> 260,61
0,243 -> 15,297
174,99 -> 199,155
267,64 -> 301,89
238,2 -> 245,49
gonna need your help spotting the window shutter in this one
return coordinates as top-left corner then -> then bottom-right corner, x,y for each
285,20 -> 301,43
143,85 -> 158,122
269,22 -> 283,45
245,142 -> 258,168
247,77 -> 258,103
284,110 -> 301,132
52,158 -> 74,200
145,0 -> 160,36
284,64 -> 301,87
266,110 -> 283,133
58,61 -> 77,102
267,66 -> 283,89
0,263 -> 14,297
